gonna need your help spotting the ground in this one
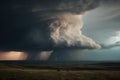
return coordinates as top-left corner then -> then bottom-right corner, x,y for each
0,62 -> 120,80
0,68 -> 120,80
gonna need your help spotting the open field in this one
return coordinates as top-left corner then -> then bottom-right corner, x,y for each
0,68 -> 120,80
0,62 -> 120,80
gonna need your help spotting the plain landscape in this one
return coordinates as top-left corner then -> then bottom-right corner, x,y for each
0,61 -> 120,80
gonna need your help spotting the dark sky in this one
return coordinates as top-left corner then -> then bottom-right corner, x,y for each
0,0 -> 120,61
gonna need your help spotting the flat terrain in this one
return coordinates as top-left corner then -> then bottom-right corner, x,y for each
0,62 -> 120,80
0,68 -> 120,80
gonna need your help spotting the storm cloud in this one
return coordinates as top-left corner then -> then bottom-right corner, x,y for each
0,0 -> 102,51
0,0 -> 119,60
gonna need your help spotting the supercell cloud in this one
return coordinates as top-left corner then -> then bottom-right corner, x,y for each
1,0 -> 119,60
0,0 -> 101,51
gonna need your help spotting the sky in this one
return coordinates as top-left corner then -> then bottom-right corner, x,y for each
0,0 -> 120,61
50,1 -> 120,61
76,3 -> 120,61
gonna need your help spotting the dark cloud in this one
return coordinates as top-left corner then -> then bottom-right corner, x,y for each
0,0 -> 102,51
0,0 -> 120,61
0,0 -> 119,52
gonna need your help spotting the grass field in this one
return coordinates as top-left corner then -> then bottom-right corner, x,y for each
0,62 -> 120,80
0,68 -> 120,80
